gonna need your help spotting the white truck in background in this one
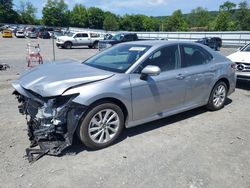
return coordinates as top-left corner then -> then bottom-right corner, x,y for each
56,32 -> 103,49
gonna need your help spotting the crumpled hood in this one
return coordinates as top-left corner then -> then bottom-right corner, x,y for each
13,60 -> 114,97
227,51 -> 250,64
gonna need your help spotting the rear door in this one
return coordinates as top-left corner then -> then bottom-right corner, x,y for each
179,44 -> 215,106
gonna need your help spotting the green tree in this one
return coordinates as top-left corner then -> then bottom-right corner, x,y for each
188,7 -> 210,28
164,10 -> 188,31
214,12 -> 230,30
219,1 -> 236,12
42,0 -> 69,26
0,0 -> 20,23
70,4 -> 88,27
143,16 -> 156,31
131,14 -> 145,31
236,1 -> 250,30
119,14 -> 159,31
87,7 -> 104,29
215,1 -> 237,31
18,1 -> 37,24
103,13 -> 119,31
120,14 -> 134,31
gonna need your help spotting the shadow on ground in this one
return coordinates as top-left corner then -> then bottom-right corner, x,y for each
64,98 -> 233,155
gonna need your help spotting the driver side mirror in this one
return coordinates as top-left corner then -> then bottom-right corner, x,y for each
140,65 -> 161,80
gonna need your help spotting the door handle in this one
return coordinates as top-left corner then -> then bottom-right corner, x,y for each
176,74 -> 185,80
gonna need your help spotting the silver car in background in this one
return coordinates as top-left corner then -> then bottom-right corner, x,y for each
12,41 -> 236,160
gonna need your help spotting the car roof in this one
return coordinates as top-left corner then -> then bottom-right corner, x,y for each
124,40 -> 199,47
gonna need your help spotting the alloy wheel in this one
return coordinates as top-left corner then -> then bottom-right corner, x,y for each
213,84 -> 226,108
88,109 -> 120,144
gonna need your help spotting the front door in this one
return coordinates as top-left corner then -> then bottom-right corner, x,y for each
130,45 -> 187,121
74,33 -> 90,46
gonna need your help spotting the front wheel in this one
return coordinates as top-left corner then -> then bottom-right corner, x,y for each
64,42 -> 72,49
206,81 -> 228,111
78,102 -> 124,149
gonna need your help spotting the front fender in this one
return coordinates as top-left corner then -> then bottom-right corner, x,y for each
63,74 -> 133,121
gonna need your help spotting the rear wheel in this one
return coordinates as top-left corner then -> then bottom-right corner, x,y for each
206,81 -> 228,111
88,45 -> 93,49
93,41 -> 98,49
78,102 -> 124,149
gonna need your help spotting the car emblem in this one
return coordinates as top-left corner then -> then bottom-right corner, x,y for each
237,64 -> 245,71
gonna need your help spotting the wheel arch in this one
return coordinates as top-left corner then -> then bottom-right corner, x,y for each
64,41 -> 73,45
87,97 -> 129,124
215,77 -> 230,92
205,77 -> 230,104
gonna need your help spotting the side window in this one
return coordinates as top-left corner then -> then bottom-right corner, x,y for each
82,33 -> 88,38
128,35 -> 134,41
135,45 -> 180,73
180,44 -> 212,68
75,33 -> 82,38
90,33 -> 99,38
123,35 -> 131,41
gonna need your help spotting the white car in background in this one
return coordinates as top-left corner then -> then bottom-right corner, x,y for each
227,43 -> 250,81
56,32 -> 103,49
15,30 -> 25,38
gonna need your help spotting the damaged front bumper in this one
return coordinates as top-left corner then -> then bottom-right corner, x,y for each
13,89 -> 86,163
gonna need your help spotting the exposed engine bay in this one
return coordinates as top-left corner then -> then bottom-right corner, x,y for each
13,90 -> 86,163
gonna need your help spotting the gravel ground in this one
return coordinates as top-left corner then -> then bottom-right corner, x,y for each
0,37 -> 249,188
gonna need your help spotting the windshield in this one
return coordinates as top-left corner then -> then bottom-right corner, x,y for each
66,32 -> 74,37
111,34 -> 123,41
84,44 -> 151,73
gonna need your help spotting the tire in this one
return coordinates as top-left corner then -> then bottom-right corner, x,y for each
206,81 -> 228,111
78,102 -> 124,149
93,41 -> 98,49
213,44 -> 218,51
64,42 -> 72,49
88,45 -> 93,49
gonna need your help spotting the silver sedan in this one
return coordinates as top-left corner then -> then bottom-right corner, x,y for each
12,41 -> 236,158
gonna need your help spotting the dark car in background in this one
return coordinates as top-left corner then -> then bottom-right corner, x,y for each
39,31 -> 50,39
196,37 -> 222,51
98,33 -> 139,50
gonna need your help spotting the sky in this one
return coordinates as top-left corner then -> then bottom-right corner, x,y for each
13,0 -> 245,18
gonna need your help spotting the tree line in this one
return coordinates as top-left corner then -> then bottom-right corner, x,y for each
0,0 -> 250,31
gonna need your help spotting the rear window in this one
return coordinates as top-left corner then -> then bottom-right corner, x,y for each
90,33 -> 100,38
